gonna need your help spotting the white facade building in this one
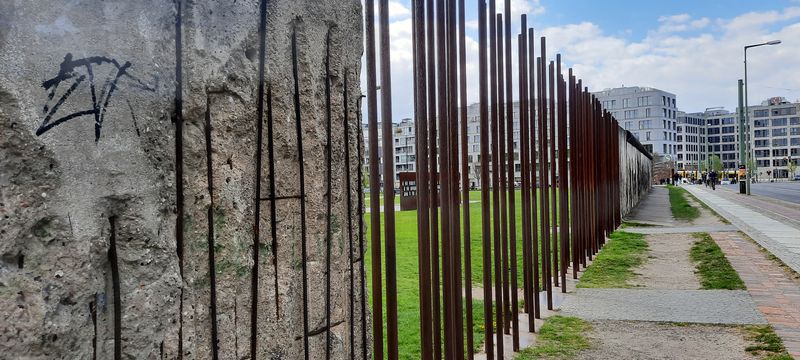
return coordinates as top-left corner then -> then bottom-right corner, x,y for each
675,97 -> 800,180
594,86 -> 678,157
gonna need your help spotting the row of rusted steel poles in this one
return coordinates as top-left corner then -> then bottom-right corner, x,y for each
365,0 -> 624,359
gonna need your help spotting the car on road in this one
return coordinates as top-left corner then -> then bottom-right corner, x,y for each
720,178 -> 731,185
794,174 -> 800,181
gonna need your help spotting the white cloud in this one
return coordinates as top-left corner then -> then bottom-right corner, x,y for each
655,13 -> 710,33
366,5 -> 800,121
388,1 -> 411,19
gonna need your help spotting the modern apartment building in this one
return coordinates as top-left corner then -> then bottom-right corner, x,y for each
594,86 -> 679,157
676,111 -> 707,175
363,102 -> 536,189
362,118 -> 417,189
676,97 -> 800,180
750,97 -> 800,179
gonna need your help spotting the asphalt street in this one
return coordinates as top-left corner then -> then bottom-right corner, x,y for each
719,181 -> 800,205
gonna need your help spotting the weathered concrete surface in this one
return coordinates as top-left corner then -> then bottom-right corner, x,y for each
618,127 -> 653,217
0,0 -> 366,359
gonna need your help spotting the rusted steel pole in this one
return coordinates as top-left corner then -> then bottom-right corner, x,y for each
434,0 -> 453,356
568,70 -> 579,279
477,0 -> 495,358
539,52 -> 554,310
458,0 -> 474,357
548,60 -> 558,289
425,0 -> 442,356
447,0 -> 465,356
504,9 -> 520,351
488,1 -> 505,357
528,30 -> 540,320
517,21 -> 533,324
496,14 -> 511,337
377,0 -> 399,357
363,0 -> 384,357
412,0 -> 433,358
556,55 -> 568,292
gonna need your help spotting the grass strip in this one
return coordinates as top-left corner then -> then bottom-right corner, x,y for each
514,316 -> 592,359
743,325 -> 793,360
577,231 -> 648,288
690,233 -> 746,290
667,185 -> 700,221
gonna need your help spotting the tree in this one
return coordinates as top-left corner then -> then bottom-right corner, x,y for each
746,157 -> 758,181
789,159 -> 798,179
710,155 -> 723,173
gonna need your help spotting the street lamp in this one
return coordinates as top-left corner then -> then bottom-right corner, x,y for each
743,40 -> 781,195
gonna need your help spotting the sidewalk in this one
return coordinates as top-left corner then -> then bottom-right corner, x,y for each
684,184 -> 800,274
711,231 -> 800,357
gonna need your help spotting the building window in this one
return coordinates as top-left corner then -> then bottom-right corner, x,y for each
773,128 -> 787,137
753,109 -> 769,117
790,117 -> 800,125
773,107 -> 797,116
772,138 -> 788,147
771,118 -> 787,127
663,144 -> 667,153
754,119 -> 769,128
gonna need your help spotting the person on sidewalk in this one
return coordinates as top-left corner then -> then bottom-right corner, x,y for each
709,170 -> 718,190
702,172 -> 707,186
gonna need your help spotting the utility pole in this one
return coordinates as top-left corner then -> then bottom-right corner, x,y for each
737,79 -> 747,194
743,40 -> 781,195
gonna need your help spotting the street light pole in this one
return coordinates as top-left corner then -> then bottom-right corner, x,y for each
743,40 -> 781,195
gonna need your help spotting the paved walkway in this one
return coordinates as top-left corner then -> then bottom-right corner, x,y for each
684,185 -> 800,273
560,289 -> 765,325
711,231 -> 800,358
625,224 -> 738,234
623,186 -> 676,226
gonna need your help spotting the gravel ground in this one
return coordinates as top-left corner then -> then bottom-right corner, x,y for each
630,233 -> 701,289
576,320 -> 759,360
560,289 -> 766,325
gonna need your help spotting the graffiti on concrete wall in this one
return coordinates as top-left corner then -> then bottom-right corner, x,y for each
37,53 -> 156,141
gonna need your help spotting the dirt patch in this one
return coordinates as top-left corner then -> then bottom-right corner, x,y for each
576,320 -> 759,360
630,233 -> 701,289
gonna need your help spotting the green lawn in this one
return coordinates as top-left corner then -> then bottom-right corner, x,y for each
690,233 -> 745,290
364,189 -> 567,359
576,231 -> 648,288
514,316 -> 592,359
667,185 -> 700,222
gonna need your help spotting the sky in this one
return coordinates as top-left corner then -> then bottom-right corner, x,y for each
362,0 -> 800,122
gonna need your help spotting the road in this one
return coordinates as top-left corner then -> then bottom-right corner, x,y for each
719,181 -> 800,205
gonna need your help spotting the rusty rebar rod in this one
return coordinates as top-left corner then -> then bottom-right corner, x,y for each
517,21 -> 533,324
412,0 -> 433,358
363,0 -> 383,357
457,0 -> 474,357
556,55 -> 568,293
496,13 -> 511,338
477,0 -> 495,358
528,29 -> 540,320
488,1 -> 505,358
